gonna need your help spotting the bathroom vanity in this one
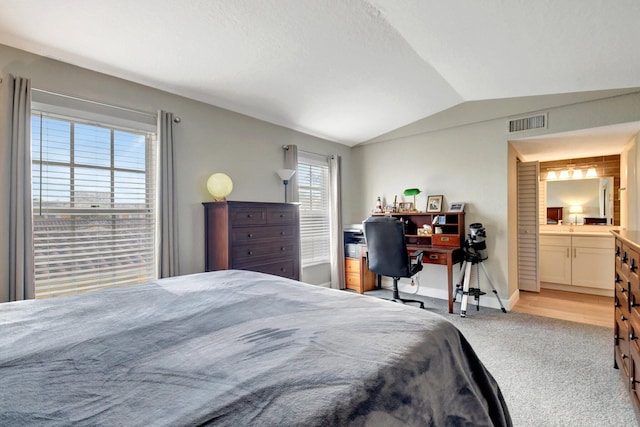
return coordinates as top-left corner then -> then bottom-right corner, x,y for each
539,230 -> 615,296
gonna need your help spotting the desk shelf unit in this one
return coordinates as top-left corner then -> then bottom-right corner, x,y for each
373,212 -> 465,248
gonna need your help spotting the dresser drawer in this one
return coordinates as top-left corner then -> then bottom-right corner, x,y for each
345,272 -> 361,289
616,239 -> 624,270
229,207 -> 267,226
618,293 -> 631,322
232,225 -> 297,243
267,206 -> 297,224
615,309 -> 631,377
423,251 -> 448,265
621,244 -> 640,281
631,344 -> 640,412
232,240 -> 297,266
345,257 -> 360,273
432,234 -> 460,247
243,259 -> 296,279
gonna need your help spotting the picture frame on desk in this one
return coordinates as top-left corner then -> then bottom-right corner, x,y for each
398,201 -> 413,212
448,202 -> 465,212
426,195 -> 443,212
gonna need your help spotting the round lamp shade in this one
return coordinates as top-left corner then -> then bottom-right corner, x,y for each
206,173 -> 233,201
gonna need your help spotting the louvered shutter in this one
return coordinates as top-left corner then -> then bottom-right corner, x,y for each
517,161 -> 540,292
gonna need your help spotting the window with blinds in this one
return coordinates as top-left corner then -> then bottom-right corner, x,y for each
31,111 -> 157,298
298,155 -> 330,266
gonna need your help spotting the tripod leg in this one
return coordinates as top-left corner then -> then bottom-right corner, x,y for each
478,262 -> 508,313
460,261 -> 473,317
453,261 -> 467,303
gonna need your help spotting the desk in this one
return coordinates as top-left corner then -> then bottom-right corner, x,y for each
368,245 -> 464,314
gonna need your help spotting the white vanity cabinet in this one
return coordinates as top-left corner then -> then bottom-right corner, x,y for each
540,235 -> 572,284
540,233 -> 614,293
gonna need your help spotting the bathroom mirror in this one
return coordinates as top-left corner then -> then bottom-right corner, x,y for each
545,177 -> 614,225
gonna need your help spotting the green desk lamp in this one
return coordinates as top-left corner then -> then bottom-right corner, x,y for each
403,188 -> 421,211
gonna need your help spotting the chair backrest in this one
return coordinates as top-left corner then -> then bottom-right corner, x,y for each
363,216 -> 410,278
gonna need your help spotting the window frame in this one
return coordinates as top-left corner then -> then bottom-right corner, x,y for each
30,109 -> 158,298
297,153 -> 331,267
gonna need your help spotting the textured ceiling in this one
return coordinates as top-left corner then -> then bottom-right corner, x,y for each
1,0 -> 640,151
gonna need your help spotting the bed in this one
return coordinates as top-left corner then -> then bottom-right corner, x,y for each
0,270 -> 511,426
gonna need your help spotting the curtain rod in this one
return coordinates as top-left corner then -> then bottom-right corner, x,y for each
32,88 -> 157,119
282,145 -> 329,158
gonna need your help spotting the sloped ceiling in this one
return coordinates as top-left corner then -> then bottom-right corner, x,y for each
1,0 -> 640,151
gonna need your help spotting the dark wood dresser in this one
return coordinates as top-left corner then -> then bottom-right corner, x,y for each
613,230 -> 640,420
203,201 -> 300,280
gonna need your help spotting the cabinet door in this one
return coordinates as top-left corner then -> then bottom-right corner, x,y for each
540,244 -> 571,284
572,246 -> 614,289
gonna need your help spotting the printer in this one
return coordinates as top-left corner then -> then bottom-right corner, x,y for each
344,223 -> 365,259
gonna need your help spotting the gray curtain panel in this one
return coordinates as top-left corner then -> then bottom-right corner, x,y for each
0,74 -> 35,302
329,155 -> 345,289
284,144 -> 299,203
158,110 -> 179,278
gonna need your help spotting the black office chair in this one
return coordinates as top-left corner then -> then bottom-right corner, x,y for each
363,216 -> 425,308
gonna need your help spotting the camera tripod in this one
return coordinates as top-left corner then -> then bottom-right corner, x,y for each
453,251 -> 507,317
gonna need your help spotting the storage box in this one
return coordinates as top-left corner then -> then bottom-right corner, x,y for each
345,243 -> 361,258
432,234 -> 460,247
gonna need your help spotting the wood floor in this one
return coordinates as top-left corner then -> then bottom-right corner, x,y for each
512,288 -> 612,328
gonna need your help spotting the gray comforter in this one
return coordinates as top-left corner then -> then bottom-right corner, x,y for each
0,270 -> 511,426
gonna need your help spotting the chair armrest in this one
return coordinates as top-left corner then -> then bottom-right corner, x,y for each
410,250 -> 425,266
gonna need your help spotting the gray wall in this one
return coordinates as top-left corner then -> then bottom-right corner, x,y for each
0,44 -> 352,283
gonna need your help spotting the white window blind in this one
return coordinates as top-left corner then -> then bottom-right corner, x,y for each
31,110 -> 157,298
298,154 -> 330,266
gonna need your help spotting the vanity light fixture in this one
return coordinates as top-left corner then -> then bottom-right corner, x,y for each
559,170 -> 570,179
572,169 -> 584,179
546,170 -> 558,180
586,167 -> 598,177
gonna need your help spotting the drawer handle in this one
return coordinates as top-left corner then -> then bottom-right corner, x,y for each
617,247 -> 621,257
247,233 -> 253,238
280,231 -> 286,235
623,252 -> 629,264
616,274 -> 622,284
429,254 -> 438,260
621,314 -> 627,321
621,287 -> 627,293
631,332 -> 638,341
280,247 -> 286,251
280,267 -> 286,272
247,214 -> 253,218
280,214 -> 285,218
632,259 -> 638,273
247,251 -> 253,256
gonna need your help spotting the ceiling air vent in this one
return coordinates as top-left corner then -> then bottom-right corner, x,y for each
508,113 -> 547,133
